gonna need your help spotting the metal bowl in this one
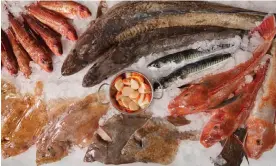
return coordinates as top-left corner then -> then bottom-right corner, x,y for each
98,70 -> 156,115
109,70 -> 154,115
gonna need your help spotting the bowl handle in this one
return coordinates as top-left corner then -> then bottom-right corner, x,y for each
97,83 -> 110,105
152,79 -> 163,99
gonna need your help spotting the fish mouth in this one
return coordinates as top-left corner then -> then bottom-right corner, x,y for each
61,56 -> 89,76
244,137 -> 263,159
200,134 -> 218,148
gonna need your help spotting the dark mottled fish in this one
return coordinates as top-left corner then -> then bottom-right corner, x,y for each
155,53 -> 232,89
84,115 -> 199,165
84,114 -> 150,164
213,128 -> 247,166
120,118 -> 181,165
82,28 -> 243,87
61,1 -> 264,76
148,43 -> 236,69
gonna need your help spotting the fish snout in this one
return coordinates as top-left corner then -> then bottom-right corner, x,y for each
244,135 -> 264,159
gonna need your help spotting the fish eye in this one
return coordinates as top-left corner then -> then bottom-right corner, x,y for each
256,139 -> 262,145
213,125 -> 219,130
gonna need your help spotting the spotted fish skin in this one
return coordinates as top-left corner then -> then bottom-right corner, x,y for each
155,53 -> 232,89
147,43 -> 234,69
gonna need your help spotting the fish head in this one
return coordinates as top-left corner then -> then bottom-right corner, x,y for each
39,56 -> 53,72
36,141 -> 70,165
244,118 -> 276,159
51,42 -> 63,56
168,84 -> 208,116
78,5 -> 92,18
5,61 -> 18,75
200,110 -> 238,148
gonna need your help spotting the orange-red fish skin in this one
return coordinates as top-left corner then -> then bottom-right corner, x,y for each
8,13 -> 53,72
27,4 -> 78,41
245,118 -> 276,159
1,29 -> 18,75
38,1 -> 91,19
244,40 -> 276,159
200,61 -> 269,148
22,14 -> 63,56
6,27 -> 32,78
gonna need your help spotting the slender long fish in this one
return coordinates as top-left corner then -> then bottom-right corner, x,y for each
23,14 -> 62,56
27,4 -> 78,41
147,43 -> 236,69
38,1 -> 91,19
244,40 -> 276,159
8,13 -> 53,72
155,53 -> 232,89
61,1 -> 264,76
1,29 -> 18,75
6,28 -> 32,78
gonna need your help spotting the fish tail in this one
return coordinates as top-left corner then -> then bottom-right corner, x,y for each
251,15 -> 276,40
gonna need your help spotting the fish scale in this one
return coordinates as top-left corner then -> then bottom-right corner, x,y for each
155,53 -> 232,89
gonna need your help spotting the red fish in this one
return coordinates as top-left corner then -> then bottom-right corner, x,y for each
27,4 -> 78,41
6,27 -> 32,78
168,15 -> 276,116
8,13 -> 53,72
244,40 -> 276,159
22,14 -> 63,56
200,60 -> 269,148
1,29 -> 18,75
38,1 -> 91,19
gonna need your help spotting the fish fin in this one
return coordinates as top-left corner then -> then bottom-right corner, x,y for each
232,134 -> 250,166
251,15 -> 275,40
209,95 -> 241,110
178,83 -> 192,90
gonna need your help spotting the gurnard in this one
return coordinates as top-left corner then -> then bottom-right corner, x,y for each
61,1 -> 264,76
8,13 -> 53,72
200,60 -> 269,148
244,40 -> 276,159
27,4 -> 77,41
23,14 -> 62,56
168,15 -> 276,116
1,29 -> 18,75
155,53 -> 232,89
82,28 -> 243,87
37,1 -> 91,19
6,28 -> 32,77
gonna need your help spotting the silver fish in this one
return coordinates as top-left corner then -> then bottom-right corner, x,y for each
147,43 -> 236,69
155,53 -> 232,89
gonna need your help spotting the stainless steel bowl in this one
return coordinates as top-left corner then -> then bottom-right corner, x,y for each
98,70 -> 162,115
